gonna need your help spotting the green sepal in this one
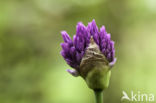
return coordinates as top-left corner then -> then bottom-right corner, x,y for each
85,68 -> 111,90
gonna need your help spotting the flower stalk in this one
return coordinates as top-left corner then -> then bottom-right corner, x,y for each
94,90 -> 103,103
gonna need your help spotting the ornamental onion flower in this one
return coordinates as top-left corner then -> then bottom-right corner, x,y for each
60,19 -> 116,92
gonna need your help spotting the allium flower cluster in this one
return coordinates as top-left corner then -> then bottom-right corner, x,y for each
61,20 -> 116,75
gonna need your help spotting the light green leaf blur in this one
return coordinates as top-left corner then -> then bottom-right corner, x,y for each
0,0 -> 156,103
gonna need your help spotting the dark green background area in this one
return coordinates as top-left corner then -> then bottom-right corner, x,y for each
0,0 -> 156,103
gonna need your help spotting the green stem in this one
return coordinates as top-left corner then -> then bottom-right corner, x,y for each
94,90 -> 103,103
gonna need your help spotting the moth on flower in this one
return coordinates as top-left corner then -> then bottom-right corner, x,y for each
60,19 -> 116,90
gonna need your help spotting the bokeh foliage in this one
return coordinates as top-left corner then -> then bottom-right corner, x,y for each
0,0 -> 156,103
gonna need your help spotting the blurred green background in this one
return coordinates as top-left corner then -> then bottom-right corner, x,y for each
0,0 -> 156,103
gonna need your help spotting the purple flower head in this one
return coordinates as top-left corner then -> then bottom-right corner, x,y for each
61,19 -> 116,76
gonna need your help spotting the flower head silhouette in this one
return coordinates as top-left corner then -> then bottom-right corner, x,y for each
60,19 -> 116,90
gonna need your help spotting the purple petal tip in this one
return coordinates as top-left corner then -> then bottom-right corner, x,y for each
109,58 -> 117,68
66,69 -> 79,77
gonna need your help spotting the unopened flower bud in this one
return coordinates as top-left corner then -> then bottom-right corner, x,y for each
60,19 -> 116,90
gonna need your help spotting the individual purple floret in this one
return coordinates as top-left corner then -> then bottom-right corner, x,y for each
61,19 -> 116,75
